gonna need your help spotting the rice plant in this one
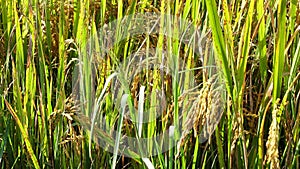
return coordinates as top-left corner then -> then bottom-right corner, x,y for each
0,0 -> 300,168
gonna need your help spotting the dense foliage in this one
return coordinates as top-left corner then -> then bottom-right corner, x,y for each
0,0 -> 300,168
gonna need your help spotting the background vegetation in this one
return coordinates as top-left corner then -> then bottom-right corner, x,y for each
0,0 -> 300,168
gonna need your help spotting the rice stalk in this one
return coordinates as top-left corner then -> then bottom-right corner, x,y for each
265,102 -> 280,169
5,100 -> 40,169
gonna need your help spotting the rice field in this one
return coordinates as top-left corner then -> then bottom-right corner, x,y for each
0,0 -> 300,168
